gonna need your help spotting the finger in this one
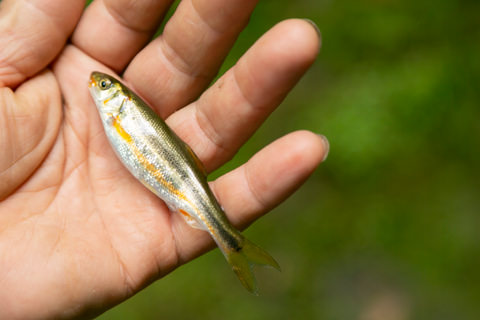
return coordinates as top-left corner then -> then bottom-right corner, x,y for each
171,131 -> 329,263
0,0 -> 85,88
167,19 -> 321,171
72,0 -> 173,72
124,0 -> 259,118
0,70 -> 62,200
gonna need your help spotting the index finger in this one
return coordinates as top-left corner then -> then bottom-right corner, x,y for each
0,0 -> 85,87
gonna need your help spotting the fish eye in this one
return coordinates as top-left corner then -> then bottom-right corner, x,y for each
99,79 -> 111,90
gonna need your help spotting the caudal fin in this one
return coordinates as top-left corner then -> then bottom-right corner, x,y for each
226,237 -> 280,294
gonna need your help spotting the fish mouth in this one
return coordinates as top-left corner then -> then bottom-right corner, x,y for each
88,74 -> 96,88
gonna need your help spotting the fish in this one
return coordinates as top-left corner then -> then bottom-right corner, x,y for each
88,71 -> 280,294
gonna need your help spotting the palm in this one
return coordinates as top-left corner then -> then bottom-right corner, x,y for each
0,0 -> 325,318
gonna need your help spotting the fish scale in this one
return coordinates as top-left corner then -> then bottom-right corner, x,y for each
88,71 -> 280,293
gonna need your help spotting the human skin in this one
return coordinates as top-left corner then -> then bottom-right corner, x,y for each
0,0 -> 327,319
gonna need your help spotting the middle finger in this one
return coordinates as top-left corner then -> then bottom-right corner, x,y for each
124,0 -> 259,118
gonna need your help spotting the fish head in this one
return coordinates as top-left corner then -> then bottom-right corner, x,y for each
88,71 -> 126,117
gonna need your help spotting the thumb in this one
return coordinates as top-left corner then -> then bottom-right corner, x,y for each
0,70 -> 62,200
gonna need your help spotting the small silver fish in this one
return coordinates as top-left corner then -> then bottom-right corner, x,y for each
88,72 -> 279,293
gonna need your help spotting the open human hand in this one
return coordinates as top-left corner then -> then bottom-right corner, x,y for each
0,0 -> 327,318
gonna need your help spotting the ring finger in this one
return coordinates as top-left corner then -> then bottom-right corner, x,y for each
167,19 -> 321,172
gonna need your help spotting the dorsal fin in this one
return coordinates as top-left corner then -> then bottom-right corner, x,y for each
184,142 -> 208,177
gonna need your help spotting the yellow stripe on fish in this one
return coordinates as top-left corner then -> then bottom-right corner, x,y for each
111,115 -> 216,235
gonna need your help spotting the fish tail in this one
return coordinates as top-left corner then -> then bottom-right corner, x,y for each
225,237 -> 280,295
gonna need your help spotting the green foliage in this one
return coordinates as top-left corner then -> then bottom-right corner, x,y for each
97,0 -> 480,319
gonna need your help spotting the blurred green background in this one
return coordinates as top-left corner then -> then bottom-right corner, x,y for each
97,0 -> 480,319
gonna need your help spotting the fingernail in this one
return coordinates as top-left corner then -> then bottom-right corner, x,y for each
303,19 -> 321,40
317,134 -> 329,162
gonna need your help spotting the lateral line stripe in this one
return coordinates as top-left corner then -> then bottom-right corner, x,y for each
112,116 -> 216,235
